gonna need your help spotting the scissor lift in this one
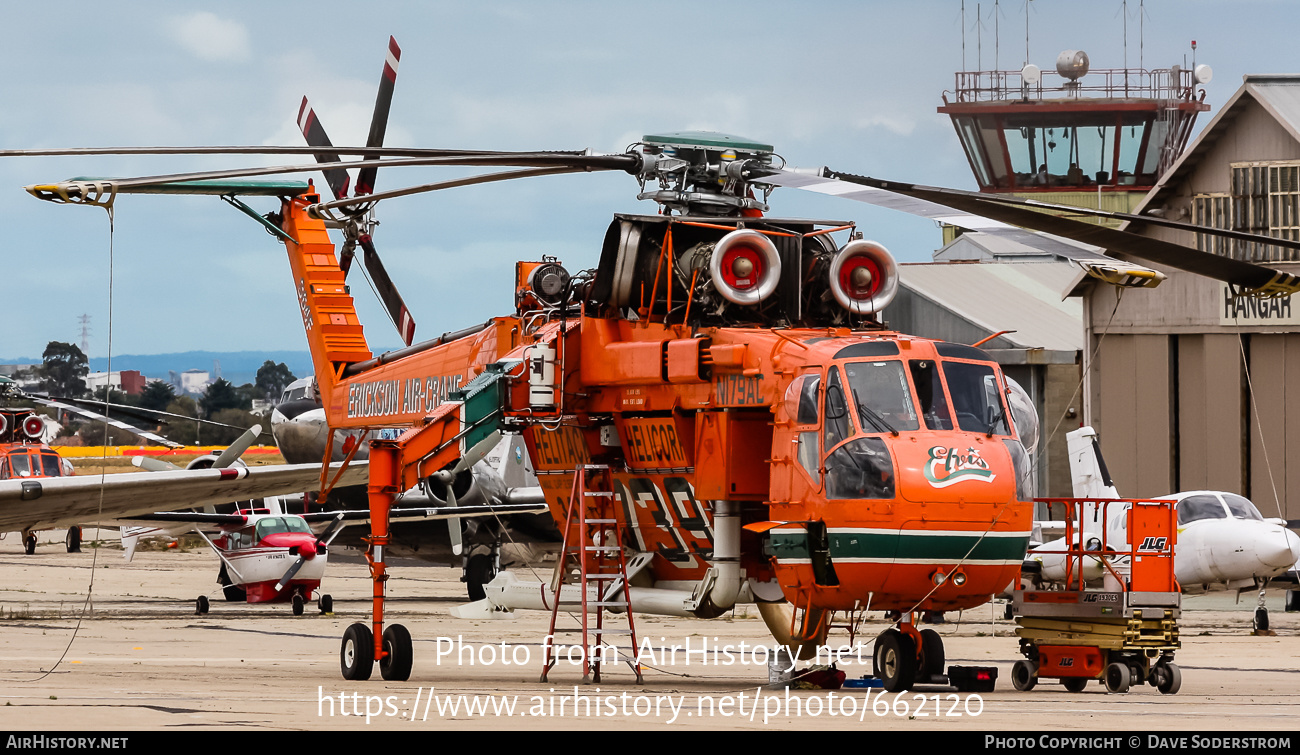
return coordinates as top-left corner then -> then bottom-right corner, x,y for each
1011,498 -> 1182,694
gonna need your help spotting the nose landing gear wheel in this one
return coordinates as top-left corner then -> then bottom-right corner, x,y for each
66,526 -> 81,553
1254,607 -> 1270,633
1061,676 -> 1088,693
24,534 -> 36,555
1104,662 -> 1131,694
292,594 -> 305,616
341,623 -> 374,681
380,624 -> 413,681
873,629 -> 917,692
1011,659 -> 1038,691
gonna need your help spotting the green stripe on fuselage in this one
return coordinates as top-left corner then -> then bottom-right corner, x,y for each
769,531 -> 1029,562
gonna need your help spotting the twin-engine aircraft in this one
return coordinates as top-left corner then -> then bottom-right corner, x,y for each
13,36 -> 1300,691
1025,426 -> 1300,633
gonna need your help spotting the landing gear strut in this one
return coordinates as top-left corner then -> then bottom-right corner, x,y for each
1253,582 -> 1273,635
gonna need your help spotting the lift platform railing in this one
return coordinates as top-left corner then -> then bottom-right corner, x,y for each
1030,498 -> 1179,593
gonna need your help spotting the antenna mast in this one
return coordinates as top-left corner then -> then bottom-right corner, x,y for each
77,314 -> 91,355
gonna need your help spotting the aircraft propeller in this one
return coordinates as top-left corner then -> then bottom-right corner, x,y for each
425,430 -> 502,556
275,512 -> 347,593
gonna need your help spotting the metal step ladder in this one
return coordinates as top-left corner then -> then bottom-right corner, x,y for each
539,464 -> 643,684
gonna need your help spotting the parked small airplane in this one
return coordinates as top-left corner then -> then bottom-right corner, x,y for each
270,375 -> 556,600
1024,426 -> 1300,631
122,500 -> 546,616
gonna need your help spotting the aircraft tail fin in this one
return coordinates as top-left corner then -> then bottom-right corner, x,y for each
1066,426 -> 1119,535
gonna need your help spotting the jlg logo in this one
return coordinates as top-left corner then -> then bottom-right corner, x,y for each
1138,536 -> 1168,552
1058,658 -> 1075,667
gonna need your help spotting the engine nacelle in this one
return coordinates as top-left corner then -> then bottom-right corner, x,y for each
422,468 -> 485,508
22,415 -> 45,440
709,229 -> 781,305
828,239 -> 899,314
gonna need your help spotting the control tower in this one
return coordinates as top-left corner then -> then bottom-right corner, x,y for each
938,50 -> 1211,239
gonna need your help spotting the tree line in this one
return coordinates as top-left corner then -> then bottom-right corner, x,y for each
26,341 -> 296,447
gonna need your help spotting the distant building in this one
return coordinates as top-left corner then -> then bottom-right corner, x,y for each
1082,74 -> 1300,520
87,369 -> 147,395
180,369 -> 211,395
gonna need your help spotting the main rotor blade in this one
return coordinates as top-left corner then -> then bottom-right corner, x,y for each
754,167 -> 1165,288
29,397 -> 183,448
839,170 -> 1300,295
359,233 -> 415,346
211,424 -> 263,469
308,166 -> 587,216
297,97 -> 350,200
1,145 -> 579,158
45,396 -> 268,435
26,154 -> 638,199
356,36 -> 401,197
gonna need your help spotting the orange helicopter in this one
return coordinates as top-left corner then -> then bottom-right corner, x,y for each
17,37 -> 1300,691
0,406 -> 78,554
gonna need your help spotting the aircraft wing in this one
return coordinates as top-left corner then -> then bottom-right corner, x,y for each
300,502 -> 549,524
756,167 -> 1300,297
0,461 -> 369,533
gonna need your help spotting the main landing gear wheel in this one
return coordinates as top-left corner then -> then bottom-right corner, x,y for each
380,624 -> 413,681
1061,677 -> 1089,693
918,628 -> 945,681
341,623 -> 374,681
292,594 -> 305,616
318,594 -> 333,614
1152,663 -> 1181,695
223,585 -> 247,602
465,554 -> 496,602
24,534 -> 36,555
1011,659 -> 1038,691
1286,590 -> 1300,613
195,595 -> 210,615
874,629 -> 917,692
66,526 -> 81,553
1104,662 -> 1131,694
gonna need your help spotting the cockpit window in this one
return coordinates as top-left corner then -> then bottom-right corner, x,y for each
823,367 -> 851,452
825,437 -> 895,500
1178,494 -> 1228,525
796,374 -> 820,425
255,516 -> 312,539
40,454 -> 61,477
843,360 -> 919,432
909,360 -> 953,430
9,454 -> 31,478
1222,494 -> 1264,521
942,361 -> 1010,435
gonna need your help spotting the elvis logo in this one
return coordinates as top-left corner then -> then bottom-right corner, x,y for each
923,446 -> 996,488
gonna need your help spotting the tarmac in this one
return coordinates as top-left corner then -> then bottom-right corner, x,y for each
1,527 -> 1298,733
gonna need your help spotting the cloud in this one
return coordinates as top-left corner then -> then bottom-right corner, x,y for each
167,12 -> 251,63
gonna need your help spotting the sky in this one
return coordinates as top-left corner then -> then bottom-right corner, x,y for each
2,0 -> 1297,361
